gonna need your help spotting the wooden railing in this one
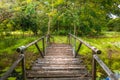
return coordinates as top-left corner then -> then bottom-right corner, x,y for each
68,33 -> 118,80
0,34 -> 53,80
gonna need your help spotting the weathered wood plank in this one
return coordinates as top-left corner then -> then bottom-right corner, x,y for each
27,70 -> 88,78
27,77 -> 91,80
36,60 -> 82,64
27,43 -> 90,79
46,54 -> 73,56
44,56 -> 81,58
32,66 -> 86,70
34,61 -> 83,65
37,58 -> 80,61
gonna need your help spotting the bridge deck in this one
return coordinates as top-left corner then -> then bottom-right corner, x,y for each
27,43 -> 91,80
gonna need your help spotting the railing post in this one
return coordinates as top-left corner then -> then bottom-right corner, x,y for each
47,34 -> 50,44
92,52 -> 96,80
75,42 -> 82,58
67,34 -> 70,44
21,51 -> 26,80
35,43 -> 44,58
73,38 -> 76,57
0,54 -> 24,80
42,38 -> 45,56
68,34 -> 71,45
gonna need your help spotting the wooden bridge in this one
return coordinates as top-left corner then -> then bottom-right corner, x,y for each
0,34 -> 118,80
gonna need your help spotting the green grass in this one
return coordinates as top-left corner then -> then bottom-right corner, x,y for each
0,32 -> 120,79
0,37 -> 38,54
53,36 -> 68,43
0,36 -> 41,76
75,36 -> 120,78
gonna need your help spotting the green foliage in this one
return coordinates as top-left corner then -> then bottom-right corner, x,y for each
49,0 -> 109,36
0,0 -> 120,36
8,77 -> 16,80
0,35 -> 37,54
0,35 -> 41,77
53,36 -> 67,43
0,31 -> 120,79
107,18 -> 120,31
78,34 -> 120,78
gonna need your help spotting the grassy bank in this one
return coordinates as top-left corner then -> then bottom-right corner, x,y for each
0,32 -> 120,79
0,36 -> 42,78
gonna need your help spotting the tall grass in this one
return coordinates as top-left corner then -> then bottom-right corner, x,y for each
0,35 -> 41,77
0,32 -> 120,79
76,36 -> 120,78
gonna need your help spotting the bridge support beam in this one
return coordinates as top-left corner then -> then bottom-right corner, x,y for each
92,52 -> 96,80
75,42 -> 82,58
35,43 -> 44,58
21,52 -> 26,80
42,38 -> 45,56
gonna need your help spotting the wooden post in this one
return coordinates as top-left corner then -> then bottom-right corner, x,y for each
75,42 -> 82,58
68,34 -> 70,45
21,51 -> 26,80
92,52 -> 96,80
48,16 -> 51,35
74,38 -> 76,57
74,23 -> 76,36
93,54 -> 118,80
0,54 -> 24,80
42,38 -> 45,56
69,35 -> 71,45
35,43 -> 44,58
47,34 -> 50,44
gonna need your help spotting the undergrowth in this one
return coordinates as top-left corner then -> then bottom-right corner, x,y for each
0,32 -> 120,79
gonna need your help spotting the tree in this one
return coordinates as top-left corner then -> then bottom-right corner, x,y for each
11,1 -> 39,35
0,0 -> 119,36
50,0 -> 106,36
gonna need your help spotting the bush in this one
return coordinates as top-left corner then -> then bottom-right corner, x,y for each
107,18 -> 120,31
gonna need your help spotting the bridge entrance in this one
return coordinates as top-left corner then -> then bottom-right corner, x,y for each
0,34 -> 117,80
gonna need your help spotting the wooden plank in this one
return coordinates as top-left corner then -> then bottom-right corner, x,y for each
31,67 -> 85,71
36,60 -> 82,64
27,77 -> 91,80
44,56 -> 80,58
33,63 -> 84,67
37,58 -> 80,61
27,70 -> 87,74
34,61 -> 82,65
46,54 -> 72,56
27,74 -> 87,78
32,66 -> 86,70
47,46 -> 71,48
27,70 -> 88,78
46,53 -> 72,55
46,51 -> 72,53
44,56 -> 74,58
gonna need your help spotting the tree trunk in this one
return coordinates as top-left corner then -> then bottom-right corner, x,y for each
74,23 -> 76,35
48,16 -> 51,35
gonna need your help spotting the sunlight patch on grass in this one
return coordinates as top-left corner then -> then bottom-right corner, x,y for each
113,42 -> 120,48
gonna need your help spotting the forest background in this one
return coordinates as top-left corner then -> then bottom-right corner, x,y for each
0,0 -> 120,79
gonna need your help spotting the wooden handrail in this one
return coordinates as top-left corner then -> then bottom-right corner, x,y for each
16,36 -> 45,53
0,54 -> 24,80
68,33 -> 101,54
68,33 -> 118,80
0,35 -> 53,80
93,54 -> 117,80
